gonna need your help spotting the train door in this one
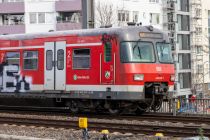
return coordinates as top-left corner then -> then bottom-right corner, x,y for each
44,41 -> 66,90
101,41 -> 115,84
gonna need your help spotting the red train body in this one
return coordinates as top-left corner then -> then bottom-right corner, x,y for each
0,26 -> 174,114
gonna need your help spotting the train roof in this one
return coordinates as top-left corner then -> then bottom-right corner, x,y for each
0,26 -> 167,41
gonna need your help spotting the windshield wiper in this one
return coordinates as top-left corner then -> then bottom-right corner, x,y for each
137,46 -> 142,59
133,42 -> 142,59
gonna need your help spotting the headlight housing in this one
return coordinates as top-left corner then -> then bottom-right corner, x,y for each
170,75 -> 175,82
134,74 -> 144,81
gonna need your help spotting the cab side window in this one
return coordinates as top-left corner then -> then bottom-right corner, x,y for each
73,49 -> 90,69
104,42 -> 112,62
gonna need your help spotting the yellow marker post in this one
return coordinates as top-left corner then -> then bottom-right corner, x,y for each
155,133 -> 164,137
101,130 -> 109,140
177,99 -> 180,110
79,117 -> 89,140
155,133 -> 164,140
79,117 -> 88,129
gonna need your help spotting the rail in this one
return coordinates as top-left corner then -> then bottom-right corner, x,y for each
0,114 -> 209,137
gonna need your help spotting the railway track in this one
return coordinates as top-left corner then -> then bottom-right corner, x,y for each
1,106 -> 210,125
0,114 -> 209,137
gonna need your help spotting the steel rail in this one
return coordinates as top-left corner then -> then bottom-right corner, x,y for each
0,116 -> 209,137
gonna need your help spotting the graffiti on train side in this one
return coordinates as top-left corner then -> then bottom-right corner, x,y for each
0,64 -> 32,92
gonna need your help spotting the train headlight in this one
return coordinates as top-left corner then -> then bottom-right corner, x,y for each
170,75 -> 175,82
134,74 -> 144,81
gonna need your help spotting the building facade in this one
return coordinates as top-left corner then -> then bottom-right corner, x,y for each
162,0 -> 192,97
199,0 -> 210,97
94,0 -> 162,29
0,0 -> 82,34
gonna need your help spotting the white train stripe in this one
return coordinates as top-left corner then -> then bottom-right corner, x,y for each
66,85 -> 144,92
66,42 -> 102,47
0,42 -> 102,50
21,84 -> 174,93
0,46 -> 43,50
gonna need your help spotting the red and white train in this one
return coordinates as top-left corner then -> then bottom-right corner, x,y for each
0,26 -> 174,114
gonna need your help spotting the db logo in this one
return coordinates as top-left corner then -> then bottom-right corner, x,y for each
105,71 -> 110,79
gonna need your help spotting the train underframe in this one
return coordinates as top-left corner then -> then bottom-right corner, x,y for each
57,94 -> 164,115
54,82 -> 169,115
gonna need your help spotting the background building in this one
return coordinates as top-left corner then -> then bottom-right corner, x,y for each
0,0 -> 82,34
163,0 -> 191,98
198,0 -> 210,97
94,0 -> 162,29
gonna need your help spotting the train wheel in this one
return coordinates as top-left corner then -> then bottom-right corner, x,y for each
136,102 -> 149,114
128,104 -> 138,113
108,102 -> 121,115
66,100 -> 79,114
151,95 -> 163,112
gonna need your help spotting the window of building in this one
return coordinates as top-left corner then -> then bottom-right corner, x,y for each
208,83 -> 210,90
57,49 -> 64,70
23,51 -> 38,70
2,14 -> 24,25
149,0 -> 159,3
177,34 -> 190,50
118,10 -> 129,22
56,12 -> 81,23
73,49 -> 90,69
133,11 -> 139,23
104,42 -> 112,62
46,50 -> 53,70
208,10 -> 210,79
150,13 -> 160,24
2,0 -> 24,2
6,52 -> 20,65
30,12 -> 53,24
179,0 -> 189,12
179,73 -> 191,89
38,13 -> 45,24
30,13 -> 37,24
46,13 -> 54,24
177,15 -> 189,31
196,45 -> 202,54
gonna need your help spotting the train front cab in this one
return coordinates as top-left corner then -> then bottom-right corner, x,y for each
117,29 -> 175,112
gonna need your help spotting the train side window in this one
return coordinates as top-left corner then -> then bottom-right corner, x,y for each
6,52 -> 20,65
46,50 -> 53,70
23,51 -> 38,70
73,49 -> 90,69
104,42 -> 112,62
57,49 -> 64,70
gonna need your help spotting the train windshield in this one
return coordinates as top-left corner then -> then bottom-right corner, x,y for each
156,43 -> 173,63
120,41 -> 155,63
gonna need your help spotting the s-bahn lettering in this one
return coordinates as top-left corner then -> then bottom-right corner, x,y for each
0,26 -> 174,115
73,74 -> 90,80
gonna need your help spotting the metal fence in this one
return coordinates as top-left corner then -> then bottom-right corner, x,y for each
151,98 -> 210,115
